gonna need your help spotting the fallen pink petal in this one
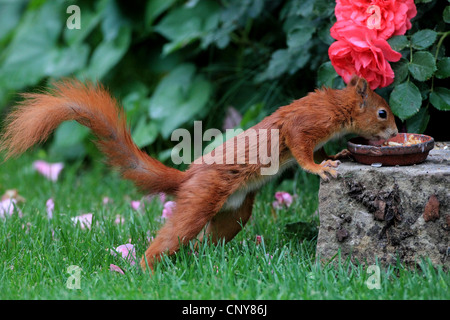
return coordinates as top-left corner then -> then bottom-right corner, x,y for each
0,198 -> 23,218
46,198 -> 54,219
102,196 -> 112,205
32,160 -> 64,182
162,201 -> 176,219
109,264 -> 125,274
71,213 -> 93,230
111,243 -> 137,266
273,191 -> 293,209
130,200 -> 142,211
114,214 -> 124,225
272,200 -> 282,210
21,222 -> 32,233
146,232 -> 154,244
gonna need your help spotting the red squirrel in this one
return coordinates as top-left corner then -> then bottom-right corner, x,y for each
0,76 -> 398,271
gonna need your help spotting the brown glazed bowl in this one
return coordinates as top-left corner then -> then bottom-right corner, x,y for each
347,133 -> 435,166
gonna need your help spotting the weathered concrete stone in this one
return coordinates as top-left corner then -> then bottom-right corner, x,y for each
316,147 -> 450,268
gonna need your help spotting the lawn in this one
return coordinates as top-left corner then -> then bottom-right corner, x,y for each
0,152 -> 449,300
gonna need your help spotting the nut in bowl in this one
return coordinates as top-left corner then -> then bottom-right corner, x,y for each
347,133 -> 435,166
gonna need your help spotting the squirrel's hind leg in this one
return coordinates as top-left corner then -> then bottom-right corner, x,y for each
140,171 -> 236,272
199,192 -> 256,245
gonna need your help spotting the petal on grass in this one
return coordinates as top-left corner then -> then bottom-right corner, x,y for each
46,198 -> 54,219
273,191 -> 293,209
111,243 -> 137,266
130,200 -> 142,211
71,213 -> 93,230
114,214 -> 125,225
162,201 -> 176,219
33,160 -> 64,182
0,198 -> 23,218
109,264 -> 125,274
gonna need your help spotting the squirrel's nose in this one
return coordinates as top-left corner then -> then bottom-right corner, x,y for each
391,129 -> 398,138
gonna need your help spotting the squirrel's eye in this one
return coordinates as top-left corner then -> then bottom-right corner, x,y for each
378,109 -> 387,119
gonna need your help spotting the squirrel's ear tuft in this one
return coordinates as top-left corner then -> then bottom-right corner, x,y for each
347,75 -> 368,107
348,75 -> 360,87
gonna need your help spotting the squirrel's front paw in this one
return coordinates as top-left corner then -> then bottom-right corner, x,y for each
318,162 -> 340,181
329,149 -> 352,160
320,159 -> 341,168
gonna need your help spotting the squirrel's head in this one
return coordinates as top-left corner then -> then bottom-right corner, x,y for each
347,76 -> 398,142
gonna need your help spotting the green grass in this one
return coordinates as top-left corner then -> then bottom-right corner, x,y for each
0,153 -> 449,300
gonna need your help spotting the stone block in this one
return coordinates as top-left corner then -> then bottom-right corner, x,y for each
316,147 -> 450,268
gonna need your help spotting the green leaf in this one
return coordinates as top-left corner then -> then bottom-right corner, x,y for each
52,121 -> 90,148
435,57 -> 450,79
49,121 -> 90,160
149,64 -> 197,119
148,64 -> 212,138
0,1 -> 63,90
411,29 -> 438,50
155,0 -> 221,55
240,102 -> 264,128
0,1 -> 24,42
316,61 -> 338,88
392,58 -> 409,85
101,0 -> 129,41
255,49 -> 290,82
388,36 -> 409,52
389,82 -> 422,120
82,26 -> 131,80
408,51 -> 436,81
287,26 -> 315,48
444,6 -> 450,23
45,45 -> 90,77
160,76 -> 212,138
406,108 -> 430,134
145,0 -> 177,27
132,118 -> 159,148
429,87 -> 450,110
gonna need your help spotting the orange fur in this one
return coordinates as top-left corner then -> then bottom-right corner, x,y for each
0,80 -> 185,195
0,76 -> 398,272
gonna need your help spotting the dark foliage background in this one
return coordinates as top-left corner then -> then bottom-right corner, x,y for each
0,0 -> 448,163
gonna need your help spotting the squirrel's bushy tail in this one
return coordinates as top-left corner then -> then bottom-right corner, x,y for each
0,80 -> 185,195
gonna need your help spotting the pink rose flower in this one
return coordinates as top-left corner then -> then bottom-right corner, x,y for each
162,201 -> 176,219
32,160 -> 64,182
334,0 -> 417,40
329,23 -> 402,89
